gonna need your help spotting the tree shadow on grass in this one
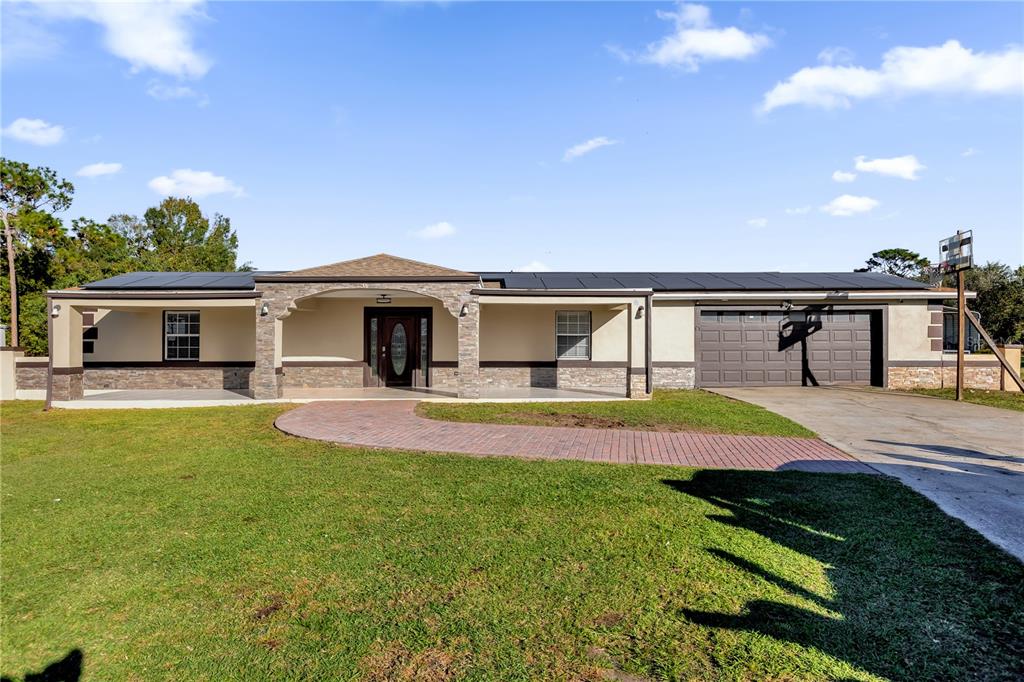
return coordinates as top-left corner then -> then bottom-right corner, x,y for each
1,649 -> 82,682
663,471 -> 1024,682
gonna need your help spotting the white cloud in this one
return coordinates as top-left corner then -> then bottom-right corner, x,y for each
785,205 -> 812,215
820,194 -> 879,217
761,40 -> 1024,113
854,154 -> 925,180
616,3 -> 771,71
961,147 -> 978,157
148,169 -> 244,198
77,162 -> 122,178
832,170 -> 857,183
1,117 -> 65,145
747,217 -> 768,228
563,136 -> 619,162
31,0 -> 211,79
146,80 -> 208,105
514,260 -> 552,272
817,46 -> 855,66
412,221 -> 456,240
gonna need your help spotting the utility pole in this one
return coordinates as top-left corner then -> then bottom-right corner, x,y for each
956,264 -> 965,401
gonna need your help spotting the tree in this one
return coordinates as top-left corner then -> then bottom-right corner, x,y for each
856,248 -> 931,281
959,262 -> 1024,345
139,197 -> 243,271
0,159 -> 73,346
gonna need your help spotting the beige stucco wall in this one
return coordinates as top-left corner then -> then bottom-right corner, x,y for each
86,307 -> 255,362
888,302 -> 941,361
282,296 -> 458,362
479,304 -> 628,362
651,302 -> 693,362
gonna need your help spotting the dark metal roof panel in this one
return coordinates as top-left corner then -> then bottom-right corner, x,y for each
476,271 -> 931,291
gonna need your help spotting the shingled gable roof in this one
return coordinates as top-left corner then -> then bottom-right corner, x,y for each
257,253 -> 479,281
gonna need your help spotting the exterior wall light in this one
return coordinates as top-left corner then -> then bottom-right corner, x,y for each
781,300 -> 793,311
50,303 -> 61,318
376,295 -> 392,304
636,305 -> 645,319
459,303 -> 470,317
259,302 -> 270,316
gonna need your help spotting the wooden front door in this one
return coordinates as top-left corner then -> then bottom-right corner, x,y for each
380,315 -> 416,386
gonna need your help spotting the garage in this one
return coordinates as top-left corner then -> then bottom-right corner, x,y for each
697,309 -> 880,387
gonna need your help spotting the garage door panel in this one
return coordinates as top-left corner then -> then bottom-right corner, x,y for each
699,310 -> 873,387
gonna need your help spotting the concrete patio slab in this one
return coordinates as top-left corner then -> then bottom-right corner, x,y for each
712,386 -> 1024,562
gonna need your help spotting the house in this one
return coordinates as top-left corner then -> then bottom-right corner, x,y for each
15,253 -> 1010,401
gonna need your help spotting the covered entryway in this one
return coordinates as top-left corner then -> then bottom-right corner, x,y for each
365,307 -> 431,388
697,309 -> 880,387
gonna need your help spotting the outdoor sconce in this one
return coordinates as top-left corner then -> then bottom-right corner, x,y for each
50,303 -> 61,318
781,300 -> 793,311
635,305 -> 645,319
259,302 -> 270,317
376,295 -> 392,304
459,303 -> 470,317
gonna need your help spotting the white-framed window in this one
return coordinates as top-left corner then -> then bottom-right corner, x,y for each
164,311 -> 200,361
556,310 -> 591,360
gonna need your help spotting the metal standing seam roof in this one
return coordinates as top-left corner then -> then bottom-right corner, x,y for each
80,270 -> 932,292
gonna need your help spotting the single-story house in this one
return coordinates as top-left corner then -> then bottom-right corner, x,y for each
12,253 -> 1010,401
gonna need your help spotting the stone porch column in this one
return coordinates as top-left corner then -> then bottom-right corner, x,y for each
457,295 -> 481,399
253,310 -> 282,399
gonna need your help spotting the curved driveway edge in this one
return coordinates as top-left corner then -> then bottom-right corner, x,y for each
274,400 -> 872,473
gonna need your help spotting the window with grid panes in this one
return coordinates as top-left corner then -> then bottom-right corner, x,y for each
164,311 -> 200,360
556,311 -> 591,359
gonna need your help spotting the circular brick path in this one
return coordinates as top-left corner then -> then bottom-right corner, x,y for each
275,401 -> 873,473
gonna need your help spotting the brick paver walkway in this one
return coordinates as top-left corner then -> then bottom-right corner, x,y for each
275,401 -> 873,473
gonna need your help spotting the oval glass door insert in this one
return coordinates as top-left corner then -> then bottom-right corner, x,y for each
390,322 -> 408,375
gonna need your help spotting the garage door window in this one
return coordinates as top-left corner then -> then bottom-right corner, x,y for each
556,311 -> 591,359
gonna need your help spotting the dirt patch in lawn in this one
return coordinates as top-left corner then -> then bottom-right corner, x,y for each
361,640 -> 467,682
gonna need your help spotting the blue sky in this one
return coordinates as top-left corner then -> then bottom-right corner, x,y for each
2,1 -> 1022,273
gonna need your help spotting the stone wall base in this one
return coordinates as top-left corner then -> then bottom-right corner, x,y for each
629,372 -> 651,399
479,366 -> 556,389
888,365 -> 1001,390
557,366 -> 627,391
280,366 -> 362,390
52,372 -> 84,401
431,366 -> 459,390
83,366 -> 253,391
16,364 -> 48,390
652,366 -> 696,389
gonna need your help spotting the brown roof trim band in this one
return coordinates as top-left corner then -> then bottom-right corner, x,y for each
257,275 -> 480,283
472,289 -> 647,297
84,361 -> 256,368
50,291 -> 261,300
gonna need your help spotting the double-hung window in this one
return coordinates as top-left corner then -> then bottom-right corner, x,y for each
164,311 -> 200,360
556,311 -> 591,360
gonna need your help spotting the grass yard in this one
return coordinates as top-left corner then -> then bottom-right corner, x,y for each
3,402 -> 1023,681
901,387 -> 1024,412
418,389 -> 816,437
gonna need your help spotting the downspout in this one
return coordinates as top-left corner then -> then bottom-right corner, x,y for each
44,295 -> 53,411
644,293 -> 653,395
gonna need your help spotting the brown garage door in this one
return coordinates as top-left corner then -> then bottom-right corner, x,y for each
698,310 -> 874,387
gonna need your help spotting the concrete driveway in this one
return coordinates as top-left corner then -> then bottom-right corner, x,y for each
711,386 -> 1024,562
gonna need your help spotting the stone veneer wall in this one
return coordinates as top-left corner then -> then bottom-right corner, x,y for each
15,363 -> 48,389
479,366 -> 556,389
629,372 -> 651,399
83,366 -> 252,390
51,371 -> 84,400
557,365 -> 627,391
280,365 -> 362,390
652,366 -> 696,389
431,366 -> 460,390
888,365 -> 1001,390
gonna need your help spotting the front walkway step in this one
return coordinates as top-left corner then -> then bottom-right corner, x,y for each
275,401 -> 872,473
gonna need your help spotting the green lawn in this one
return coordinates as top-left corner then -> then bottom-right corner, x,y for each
901,387 -> 1024,412
418,389 -> 816,437
3,402 -> 1022,681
